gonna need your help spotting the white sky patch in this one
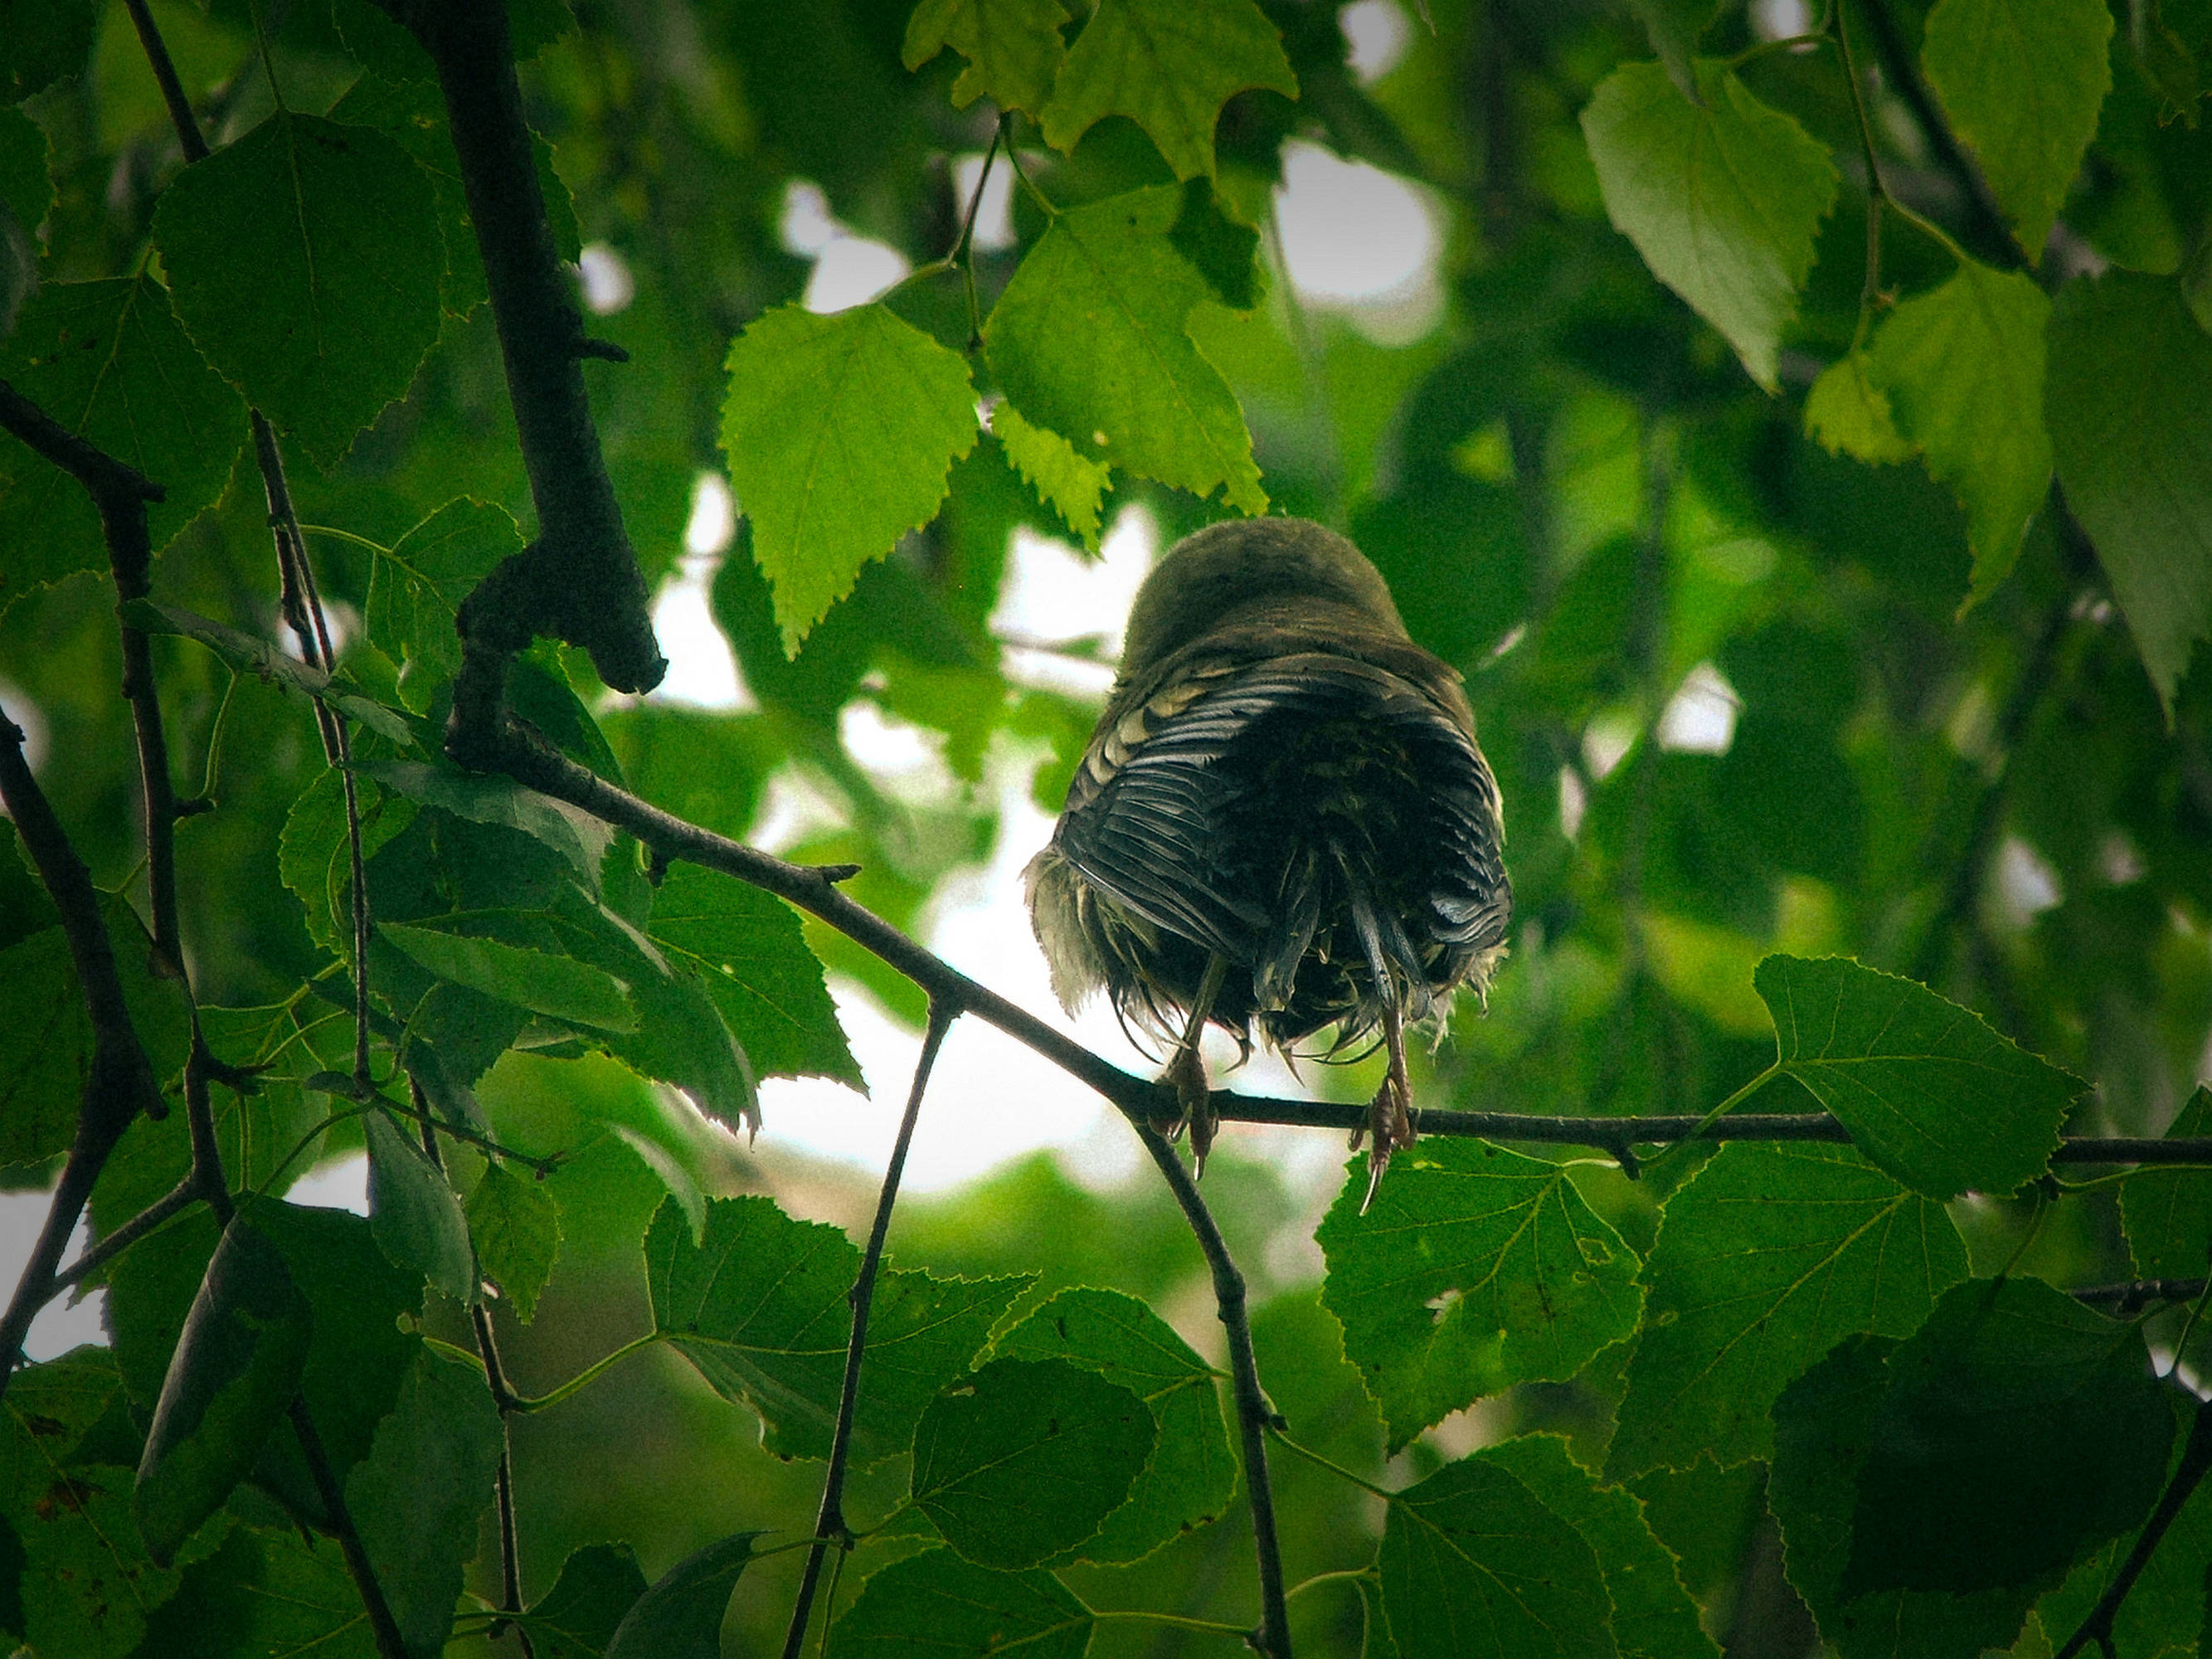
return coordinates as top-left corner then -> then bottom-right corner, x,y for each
780,180 -> 839,256
1582,711 -> 1639,781
685,472 -> 737,557
577,243 -> 634,315
1558,766 -> 1588,840
1339,0 -> 1412,83
1996,835 -> 2064,929
954,151 -> 1018,252
647,554 -> 750,710
1656,661 -> 1741,754
780,178 -> 913,314
0,680 -> 46,774
1751,0 -> 1816,39
0,1199 -> 104,1359
288,1151 -> 372,1214
990,504 -> 1159,677
1272,141 -> 1444,344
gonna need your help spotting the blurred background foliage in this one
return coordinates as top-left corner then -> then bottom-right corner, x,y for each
1,0 -> 2210,1652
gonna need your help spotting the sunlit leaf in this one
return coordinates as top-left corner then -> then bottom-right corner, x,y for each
991,401 -> 1109,552
902,0 -> 1068,114
467,1159 -> 563,1322
378,919 -> 638,1033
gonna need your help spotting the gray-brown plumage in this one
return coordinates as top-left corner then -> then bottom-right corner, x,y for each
1024,518 -> 1510,1205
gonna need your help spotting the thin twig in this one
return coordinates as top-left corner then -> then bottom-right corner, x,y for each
2056,1399 -> 2212,1659
121,0 -> 212,163
290,1399 -> 412,1659
781,1000 -> 958,1659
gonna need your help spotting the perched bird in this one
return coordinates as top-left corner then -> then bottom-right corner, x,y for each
1025,518 -> 1510,1207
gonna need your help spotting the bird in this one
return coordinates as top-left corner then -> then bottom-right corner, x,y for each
1024,518 -> 1510,1209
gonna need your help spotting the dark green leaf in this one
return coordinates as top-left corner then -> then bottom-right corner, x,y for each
1608,1142 -> 1969,1478
1476,1436 -> 1714,1659
1769,1335 -> 2046,1659
153,112 -> 443,467
0,105 -> 52,238
644,865 -> 857,1085
377,920 -> 638,1033
828,1549 -> 1093,1659
467,1160 -> 562,1322
1038,0 -> 1297,180
343,1348 -> 503,1657
0,927 -> 91,1170
993,1287 -> 1236,1564
1754,954 -> 2078,1198
644,1195 -> 1028,1462
363,1110 -> 478,1303
229,1524 -> 382,1659
0,0 -> 93,99
134,1221 -> 312,1567
1580,60 -> 1837,390
902,0 -> 1068,114
360,500 -> 525,712
909,1356 -> 1155,1569
721,301 -> 978,652
121,600 -> 415,744
0,277 -> 245,611
2122,1085 -> 2212,1279
527,1543 -> 648,1659
1318,1139 -> 1643,1453
279,768 -> 417,957
357,759 -> 610,884
1921,0 -> 2112,260
2046,270 -> 2212,716
1842,1278 -> 2171,1596
604,1530 -> 759,1659
1378,1456 -> 1619,1659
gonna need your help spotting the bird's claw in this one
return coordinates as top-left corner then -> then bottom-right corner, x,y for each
1161,1044 -> 1218,1178
1356,1068 -> 1417,1215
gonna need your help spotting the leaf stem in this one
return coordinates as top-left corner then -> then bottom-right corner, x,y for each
1093,1609 -> 1257,1639
1267,1428 -> 1396,1503
1634,1063 -> 1782,1177
1284,1568 -> 1376,1603
509,1331 -> 664,1413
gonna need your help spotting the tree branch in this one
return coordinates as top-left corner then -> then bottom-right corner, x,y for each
782,999 -> 958,1659
2055,1397 -> 2212,1659
375,0 -> 664,698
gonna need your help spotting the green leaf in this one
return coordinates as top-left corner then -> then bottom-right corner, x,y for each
1753,954 -> 2078,1199
1629,0 -> 1722,100
1921,0 -> 2112,260
909,1355 -> 1155,1569
121,599 -> 416,744
363,1110 -> 479,1303
604,1530 -> 759,1659
1378,1455 -> 1620,1659
153,111 -> 443,468
984,185 -> 1267,513
377,920 -> 639,1033
1862,260 -> 2053,605
225,1524 -> 382,1659
902,0 -> 1068,114
134,1220 -> 313,1567
828,1550 -> 1093,1659
1845,1279 -> 2171,1595
279,767 -> 416,956
2046,270 -> 2212,716
343,1348 -> 503,1658
644,864 -> 858,1086
1039,0 -> 1296,180
991,401 -> 1110,552
0,0 -> 93,100
1476,1436 -> 1716,1659
644,1195 -> 1028,1462
1316,1139 -> 1644,1454
992,1287 -> 1237,1564
1580,60 -> 1838,391
721,301 -> 978,653
0,277 -> 245,611
361,499 -> 525,712
528,1543 -> 648,1659
0,105 -> 51,236
1770,1335 -> 2048,1658
1607,1142 -> 1968,1478
467,1160 -> 562,1322
2122,1084 -> 2212,1279
0,927 -> 91,1169
358,758 -> 611,885
1803,355 -> 1913,465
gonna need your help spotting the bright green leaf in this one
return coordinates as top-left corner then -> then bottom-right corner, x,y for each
1863,260 -> 2052,605
362,499 -> 526,712
984,185 -> 1267,514
467,1160 -> 563,1322
1845,1278 -> 2171,1595
343,1348 -> 503,1657
991,401 -> 1110,551
2046,270 -> 2212,716
153,111 -> 443,467
1039,0 -> 1296,180
1378,1455 -> 1619,1659
378,920 -> 638,1033
909,1355 -> 1155,1569
644,865 -> 858,1086
644,1195 -> 1028,1462
829,1550 -> 1093,1659
1581,60 -> 1837,390
993,1287 -> 1236,1564
721,301 -> 978,653
529,1543 -> 648,1659
1608,1142 -> 1968,1478
1921,0 -> 2112,260
902,0 -> 1068,114
1630,0 -> 1722,100
363,1110 -> 479,1303
1803,355 -> 1913,465
604,1530 -> 759,1659
133,1222 -> 312,1566
0,278 -> 245,611
1318,1139 -> 1644,1454
1754,954 -> 2078,1199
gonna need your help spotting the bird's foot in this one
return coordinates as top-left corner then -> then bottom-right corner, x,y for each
1353,1046 -> 1417,1215
1159,1044 -> 1218,1177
